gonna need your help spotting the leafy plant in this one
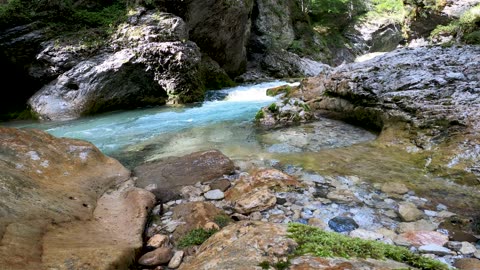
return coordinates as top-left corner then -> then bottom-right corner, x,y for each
177,228 -> 218,248
288,223 -> 449,270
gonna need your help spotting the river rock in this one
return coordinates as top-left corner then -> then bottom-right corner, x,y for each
308,218 -> 328,230
208,178 -> 231,192
26,10 -> 209,121
234,189 -> 277,214
289,256 -> 415,270
168,250 -> 184,269
178,221 -> 297,270
138,247 -> 174,266
0,127 -> 155,269
28,49 -> 164,120
203,189 -> 224,200
328,216 -> 359,233
134,150 -> 235,191
147,234 -> 170,249
459,241 -> 478,255
349,229 -> 384,241
398,202 -> 424,222
380,182 -> 409,195
171,202 -> 223,241
418,244 -> 454,256
398,231 -> 449,247
225,168 -> 301,201
396,219 -> 438,233
326,189 -> 360,205
455,258 -> 480,270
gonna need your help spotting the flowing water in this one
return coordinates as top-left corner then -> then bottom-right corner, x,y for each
3,81 -> 377,168
4,81 -> 479,216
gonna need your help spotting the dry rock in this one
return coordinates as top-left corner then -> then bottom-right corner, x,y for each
178,221 -> 297,270
454,258 -> 480,270
168,250 -> 184,269
147,234 -> 169,249
398,231 -> 449,247
138,247 -> 174,266
234,189 -> 277,214
398,202 -> 424,222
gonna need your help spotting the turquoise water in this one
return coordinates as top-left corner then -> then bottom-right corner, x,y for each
4,81 -> 376,168
5,81 -> 287,153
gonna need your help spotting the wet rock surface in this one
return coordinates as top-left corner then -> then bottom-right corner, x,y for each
296,45 -> 480,183
134,149 -> 235,191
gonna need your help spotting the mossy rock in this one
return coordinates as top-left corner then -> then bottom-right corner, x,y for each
266,85 -> 298,97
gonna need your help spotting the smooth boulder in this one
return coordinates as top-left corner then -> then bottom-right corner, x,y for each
0,127 -> 155,269
134,150 -> 235,191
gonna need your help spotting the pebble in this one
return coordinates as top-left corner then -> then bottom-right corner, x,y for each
204,189 -> 225,200
139,164 -> 474,269
147,234 -> 169,249
349,229 -> 384,241
167,251 -> 184,269
328,216 -> 359,233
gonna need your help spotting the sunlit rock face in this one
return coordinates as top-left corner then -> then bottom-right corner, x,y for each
0,127 -> 155,270
28,10 -> 206,120
298,45 -> 480,182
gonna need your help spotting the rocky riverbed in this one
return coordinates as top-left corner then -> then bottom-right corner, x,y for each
133,151 -> 480,269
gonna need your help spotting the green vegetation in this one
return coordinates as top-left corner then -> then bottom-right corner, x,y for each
0,0 -> 129,30
288,223 -> 449,270
177,228 -> 218,248
268,103 -> 279,113
213,214 -> 232,228
259,260 -> 291,270
255,110 -> 265,121
430,4 -> 480,44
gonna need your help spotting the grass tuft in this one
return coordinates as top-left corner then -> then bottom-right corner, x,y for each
177,228 -> 217,248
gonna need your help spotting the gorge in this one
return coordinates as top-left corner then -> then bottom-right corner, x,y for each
1,0 -> 480,269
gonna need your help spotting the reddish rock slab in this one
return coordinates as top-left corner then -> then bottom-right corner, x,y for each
399,231 -> 449,247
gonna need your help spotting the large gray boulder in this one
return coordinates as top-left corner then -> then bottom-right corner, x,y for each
299,45 -> 480,180
28,49 -> 164,120
28,11 -> 205,120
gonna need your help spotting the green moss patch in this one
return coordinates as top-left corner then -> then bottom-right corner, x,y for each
287,223 -> 449,270
177,228 -> 218,248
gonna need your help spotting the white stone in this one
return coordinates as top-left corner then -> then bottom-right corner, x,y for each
204,189 -> 225,200
167,250 -> 184,269
350,229 -> 384,241
459,241 -> 477,255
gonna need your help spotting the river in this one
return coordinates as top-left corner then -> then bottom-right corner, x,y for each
4,81 -> 376,169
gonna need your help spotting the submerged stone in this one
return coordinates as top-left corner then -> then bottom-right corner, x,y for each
328,216 -> 359,233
